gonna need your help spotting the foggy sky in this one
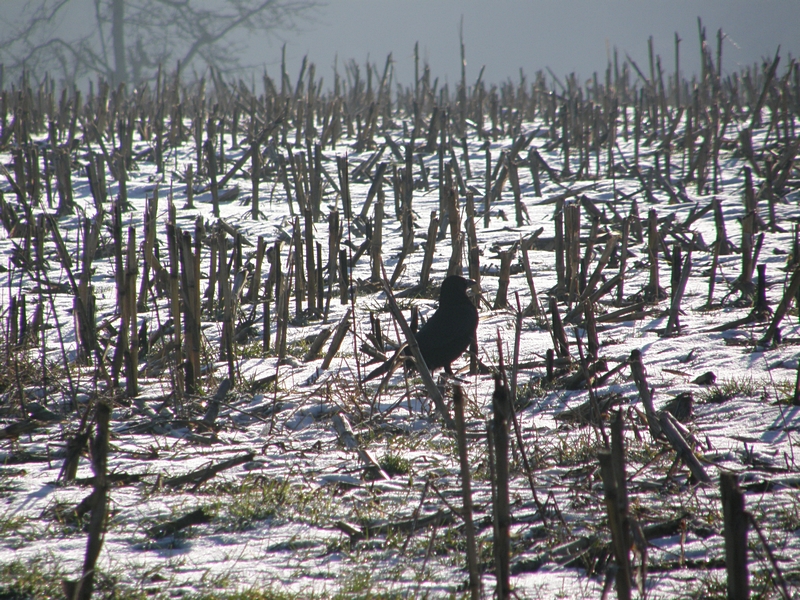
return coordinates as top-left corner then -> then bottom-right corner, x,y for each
2,0 -> 798,89
254,0 -> 800,88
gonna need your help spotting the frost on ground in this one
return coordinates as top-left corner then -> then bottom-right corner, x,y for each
0,57 -> 799,599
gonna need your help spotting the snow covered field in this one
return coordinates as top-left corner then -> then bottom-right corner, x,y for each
1,59 -> 799,598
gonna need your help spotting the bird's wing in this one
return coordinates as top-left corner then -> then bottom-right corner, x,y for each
414,307 -> 476,370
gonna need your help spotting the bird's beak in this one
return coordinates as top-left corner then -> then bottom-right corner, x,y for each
466,279 -> 479,295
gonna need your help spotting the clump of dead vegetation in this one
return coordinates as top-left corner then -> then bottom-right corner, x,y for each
1,23 -> 800,599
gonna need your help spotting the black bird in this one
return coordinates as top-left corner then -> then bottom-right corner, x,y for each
138,319 -> 149,356
363,275 -> 479,382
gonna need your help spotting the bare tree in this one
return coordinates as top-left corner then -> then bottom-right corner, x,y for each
0,0 -> 317,86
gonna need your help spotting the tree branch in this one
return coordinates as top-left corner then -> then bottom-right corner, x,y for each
0,0 -> 317,85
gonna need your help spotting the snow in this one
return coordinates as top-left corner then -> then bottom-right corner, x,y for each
0,93 -> 799,598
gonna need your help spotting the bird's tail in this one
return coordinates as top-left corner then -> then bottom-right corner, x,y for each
361,344 -> 409,383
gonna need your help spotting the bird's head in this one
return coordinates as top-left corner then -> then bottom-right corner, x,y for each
439,275 -> 478,303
